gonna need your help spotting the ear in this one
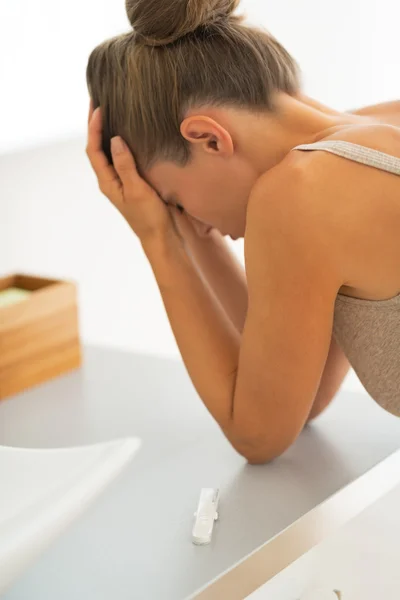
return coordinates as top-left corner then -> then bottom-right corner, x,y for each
180,116 -> 234,157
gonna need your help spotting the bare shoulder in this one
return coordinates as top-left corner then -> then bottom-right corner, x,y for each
246,160 -> 344,285
247,120 -> 400,225
247,147 -> 340,237
247,123 -> 400,298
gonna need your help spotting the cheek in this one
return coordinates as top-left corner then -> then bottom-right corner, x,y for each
185,190 -> 218,225
183,177 -> 226,222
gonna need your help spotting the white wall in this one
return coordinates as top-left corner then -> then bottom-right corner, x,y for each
1,138 -> 180,357
1,0 -> 399,390
0,1 -> 129,155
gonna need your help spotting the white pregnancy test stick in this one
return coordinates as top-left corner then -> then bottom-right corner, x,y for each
192,488 -> 220,545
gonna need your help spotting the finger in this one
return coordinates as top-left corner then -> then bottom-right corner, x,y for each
110,137 -> 148,197
88,98 -> 94,126
87,108 -> 120,193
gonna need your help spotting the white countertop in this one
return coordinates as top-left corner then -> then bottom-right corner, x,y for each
1,346 -> 400,599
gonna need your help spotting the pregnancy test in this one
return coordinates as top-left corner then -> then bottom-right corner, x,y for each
192,488 -> 220,545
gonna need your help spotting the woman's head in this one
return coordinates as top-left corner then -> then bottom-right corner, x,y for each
86,0 -> 301,238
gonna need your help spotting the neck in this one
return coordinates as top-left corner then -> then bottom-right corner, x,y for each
251,92 -> 370,174
296,92 -> 372,140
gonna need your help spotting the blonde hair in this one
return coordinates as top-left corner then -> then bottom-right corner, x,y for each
86,0 -> 302,173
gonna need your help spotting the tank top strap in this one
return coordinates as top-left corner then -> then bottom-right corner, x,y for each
291,140 -> 400,176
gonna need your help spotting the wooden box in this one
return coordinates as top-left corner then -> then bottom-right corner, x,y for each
0,274 -> 82,401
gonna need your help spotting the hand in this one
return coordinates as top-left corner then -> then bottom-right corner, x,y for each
86,102 -> 173,243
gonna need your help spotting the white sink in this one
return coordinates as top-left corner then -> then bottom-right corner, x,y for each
0,437 -> 141,594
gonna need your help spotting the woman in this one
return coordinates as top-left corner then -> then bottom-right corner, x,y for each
86,0 -> 400,464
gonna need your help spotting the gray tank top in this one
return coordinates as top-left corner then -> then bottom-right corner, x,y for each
291,140 -> 400,417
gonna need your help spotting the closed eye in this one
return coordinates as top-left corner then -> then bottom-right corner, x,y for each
161,193 -> 184,214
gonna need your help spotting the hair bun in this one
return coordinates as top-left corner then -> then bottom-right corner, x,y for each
126,0 -> 241,47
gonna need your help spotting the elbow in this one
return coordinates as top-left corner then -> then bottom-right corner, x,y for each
221,404 -> 299,465
228,430 -> 295,465
243,448 -> 285,466
245,453 -> 277,466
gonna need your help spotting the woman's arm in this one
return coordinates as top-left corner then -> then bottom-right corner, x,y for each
87,108 -> 340,464
170,211 -> 248,333
142,232 -> 241,429
141,169 -> 340,463
306,336 -> 350,422
86,108 -> 241,431
172,212 -> 351,426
